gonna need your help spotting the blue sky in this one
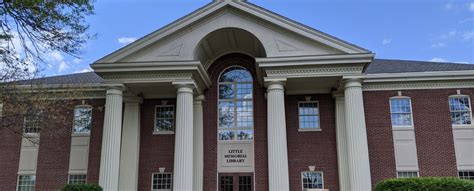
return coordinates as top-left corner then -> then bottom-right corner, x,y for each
42,0 -> 474,76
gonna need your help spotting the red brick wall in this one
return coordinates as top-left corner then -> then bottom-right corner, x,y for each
0,104 -> 23,190
204,54 -> 268,191
138,99 -> 176,191
364,89 -> 464,186
36,99 -> 105,189
363,91 -> 397,187
285,94 -> 339,191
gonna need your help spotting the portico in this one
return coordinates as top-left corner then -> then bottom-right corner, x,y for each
91,1 -> 375,190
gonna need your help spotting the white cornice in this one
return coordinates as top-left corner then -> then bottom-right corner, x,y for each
363,80 -> 474,91
256,53 -> 374,68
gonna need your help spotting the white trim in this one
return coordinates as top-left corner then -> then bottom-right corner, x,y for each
151,172 -> 173,191
448,95 -> 473,127
16,174 -> 36,191
297,101 -> 321,131
389,97 -> 415,128
154,105 -> 176,134
301,171 -> 324,190
396,171 -> 419,178
72,105 -> 93,135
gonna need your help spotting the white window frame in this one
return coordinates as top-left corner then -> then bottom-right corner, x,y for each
154,105 -> 175,135
17,174 -> 36,191
68,174 -> 87,184
458,171 -> 474,180
0,103 -> 3,117
448,95 -> 473,127
72,105 -> 93,135
23,111 -> 43,135
151,172 -> 173,191
396,171 -> 419,178
217,66 -> 254,142
389,96 -> 415,129
301,171 -> 324,190
298,101 -> 321,132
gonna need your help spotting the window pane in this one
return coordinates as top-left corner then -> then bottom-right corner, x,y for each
152,173 -> 172,191
73,107 -> 92,133
219,130 -> 235,140
397,171 -> 418,178
299,102 -> 320,129
218,67 -> 254,141
302,172 -> 323,189
68,174 -> 87,184
155,106 -> 175,132
390,98 -> 413,127
236,130 -> 253,140
449,97 -> 472,125
17,175 -> 36,191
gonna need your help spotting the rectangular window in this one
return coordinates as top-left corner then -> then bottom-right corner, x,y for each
155,105 -> 175,133
23,110 -> 43,134
17,175 -> 36,191
301,171 -> 324,190
0,103 -> 3,117
459,171 -> 474,180
390,98 -> 413,127
68,174 -> 87,184
397,171 -> 419,178
73,106 -> 93,134
152,173 -> 172,191
449,96 -> 472,125
298,101 -> 320,130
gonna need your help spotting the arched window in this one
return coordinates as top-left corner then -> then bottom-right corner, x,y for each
218,66 -> 253,141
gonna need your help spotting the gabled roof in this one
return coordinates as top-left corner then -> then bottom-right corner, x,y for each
94,0 -> 370,64
366,59 -> 474,74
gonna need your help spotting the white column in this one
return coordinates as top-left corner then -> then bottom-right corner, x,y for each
119,98 -> 142,191
334,94 -> 350,191
173,84 -> 194,191
266,80 -> 290,191
99,86 -> 123,191
193,95 -> 204,191
344,79 -> 372,191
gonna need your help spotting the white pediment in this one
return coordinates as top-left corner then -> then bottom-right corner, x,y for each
95,1 -> 370,65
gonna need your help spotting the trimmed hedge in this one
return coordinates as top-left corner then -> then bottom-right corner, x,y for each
376,177 -> 474,191
61,184 -> 102,191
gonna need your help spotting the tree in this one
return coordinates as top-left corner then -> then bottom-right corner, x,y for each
0,1 -> 95,143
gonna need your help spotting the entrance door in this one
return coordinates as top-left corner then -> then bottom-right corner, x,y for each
219,173 -> 253,191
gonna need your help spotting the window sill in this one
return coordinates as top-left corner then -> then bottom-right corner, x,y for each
153,131 -> 175,135
452,125 -> 474,129
298,128 -> 322,132
392,126 -> 414,131
71,133 -> 91,137
22,133 -> 39,138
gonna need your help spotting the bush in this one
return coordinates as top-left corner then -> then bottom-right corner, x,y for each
61,184 -> 103,191
376,177 -> 474,191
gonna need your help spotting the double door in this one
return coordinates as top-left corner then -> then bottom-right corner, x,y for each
219,173 -> 253,191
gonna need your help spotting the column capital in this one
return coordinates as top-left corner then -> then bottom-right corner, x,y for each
172,80 -> 196,94
332,92 -> 345,100
343,78 -> 363,89
264,78 -> 286,91
194,95 -> 205,105
123,96 -> 143,104
106,86 -> 124,96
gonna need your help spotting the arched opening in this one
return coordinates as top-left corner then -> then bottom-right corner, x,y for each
194,28 -> 266,69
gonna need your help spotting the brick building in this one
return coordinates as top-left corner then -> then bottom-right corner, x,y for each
1,1 -> 473,191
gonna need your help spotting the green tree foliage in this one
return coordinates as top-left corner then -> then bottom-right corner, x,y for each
376,177 -> 474,191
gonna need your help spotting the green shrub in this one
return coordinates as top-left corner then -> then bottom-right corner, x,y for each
61,184 -> 102,191
376,177 -> 474,191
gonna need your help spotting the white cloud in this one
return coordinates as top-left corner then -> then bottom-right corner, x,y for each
73,58 -> 81,64
118,37 -> 138,45
469,2 -> 474,11
58,61 -> 69,72
74,67 -> 93,73
431,42 -> 446,48
382,38 -> 392,45
429,57 -> 449,62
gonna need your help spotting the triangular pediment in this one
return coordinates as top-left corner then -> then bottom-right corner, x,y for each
94,1 -> 370,65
